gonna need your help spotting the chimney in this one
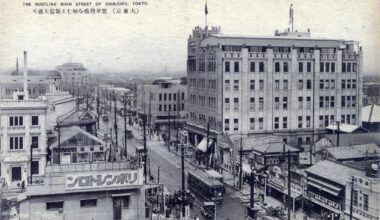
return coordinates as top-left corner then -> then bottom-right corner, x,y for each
23,51 -> 28,99
16,58 -> 19,75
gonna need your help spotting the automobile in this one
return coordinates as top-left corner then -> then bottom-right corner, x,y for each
201,201 -> 215,219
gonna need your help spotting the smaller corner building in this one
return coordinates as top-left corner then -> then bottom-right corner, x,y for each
17,162 -> 145,220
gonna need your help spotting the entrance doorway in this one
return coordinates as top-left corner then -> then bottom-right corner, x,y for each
11,167 -> 21,182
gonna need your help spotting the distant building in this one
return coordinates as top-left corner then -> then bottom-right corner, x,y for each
55,62 -> 89,84
18,163 -> 145,220
316,143 -> 380,163
136,78 -> 187,129
0,72 -> 47,99
315,132 -> 380,151
57,109 -> 97,135
186,25 -> 363,149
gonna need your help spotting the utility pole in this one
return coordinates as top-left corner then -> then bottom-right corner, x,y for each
109,127 -> 113,162
250,168 -> 254,209
287,150 -> 291,220
30,142 -> 33,184
124,93 -> 127,159
176,90 -> 180,147
181,143 -> 186,218
336,121 -> 340,146
349,176 -> 354,220
114,90 -> 118,151
96,78 -> 100,130
157,166 -> 160,184
57,123 -> 61,165
168,109 -> 171,151
206,121 -> 210,169
143,119 -> 148,184
239,135 -> 243,190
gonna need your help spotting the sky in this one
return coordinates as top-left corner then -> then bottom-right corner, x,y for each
0,0 -> 379,74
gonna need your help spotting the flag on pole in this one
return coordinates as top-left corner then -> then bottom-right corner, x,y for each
205,1 -> 208,15
289,4 -> 293,25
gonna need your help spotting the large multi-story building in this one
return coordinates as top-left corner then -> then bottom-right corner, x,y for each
0,52 -> 48,188
186,26 -> 363,147
0,72 -> 47,99
136,78 -> 187,129
55,62 -> 89,84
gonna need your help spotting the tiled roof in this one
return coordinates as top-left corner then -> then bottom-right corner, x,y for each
326,144 -> 380,160
326,123 -> 361,133
306,160 -> 363,185
325,133 -> 380,147
49,126 -> 105,149
362,104 -> 380,123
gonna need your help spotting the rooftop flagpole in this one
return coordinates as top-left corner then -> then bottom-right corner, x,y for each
205,0 -> 208,28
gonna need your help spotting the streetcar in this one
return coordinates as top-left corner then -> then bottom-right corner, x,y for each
187,169 -> 225,204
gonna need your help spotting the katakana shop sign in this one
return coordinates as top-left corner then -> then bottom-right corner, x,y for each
65,170 -> 142,190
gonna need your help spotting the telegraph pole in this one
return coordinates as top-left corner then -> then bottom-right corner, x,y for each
113,91 -> 118,152
57,123 -> 61,165
206,121 -> 210,169
181,143 -> 186,218
336,121 -> 340,146
168,109 -> 171,151
176,90 -> 180,147
287,150 -> 291,220
143,119 -> 148,184
30,142 -> 33,184
96,78 -> 100,130
349,177 -> 354,220
250,169 -> 254,209
124,93 -> 128,158
239,135 -> 243,190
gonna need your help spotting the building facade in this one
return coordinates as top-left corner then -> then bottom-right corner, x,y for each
18,162 -> 145,220
55,62 -> 89,84
0,94 -> 48,188
186,26 -> 363,147
136,79 -> 187,128
0,73 -> 47,99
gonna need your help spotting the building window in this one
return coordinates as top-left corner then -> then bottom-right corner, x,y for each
341,115 -> 346,123
283,62 -> 289,73
319,80 -> 324,89
283,97 -> 288,110
319,116 -> 323,127
80,199 -> 97,208
306,80 -> 312,90
275,62 -> 280,73
9,137 -> 23,150
353,63 -> 357,72
250,98 -> 255,111
298,62 -> 303,73
259,98 -> 264,110
347,63 -> 352,72
275,80 -> 279,91
330,115 -> 335,125
306,116 -> 311,128
319,96 -> 324,108
123,197 -> 130,208
225,80 -> 230,91
324,115 -> 329,127
250,62 -> 255,72
233,98 -> 239,111
307,96 -> 311,109
331,63 -> 335,72
225,61 -> 230,73
330,96 -> 335,108
259,118 -> 263,129
224,119 -> 229,131
259,62 -> 265,72
283,117 -> 287,129
234,62 -> 239,73
352,114 -> 356,124
159,93 -> 162,101
283,80 -> 288,90
274,117 -> 279,129
363,194 -> 369,211
353,190 -> 358,207
307,62 -> 311,72
298,116 -> 303,128
233,119 -> 238,131
182,93 -> 185,100
31,161 -> 39,175
9,116 -> 23,127
31,136 -> 39,149
326,63 -> 330,72
159,105 -> 162,112
46,201 -> 64,211
342,96 -> 346,108
31,116 -> 39,126
168,93 -> 172,101
298,97 -> 303,109
342,63 -> 346,72
11,167 -> 22,182
250,80 -> 255,91
298,80 -> 303,90
352,79 -> 357,89
325,96 -> 330,108
173,93 -> 176,101
306,137 -> 311,144
297,137 -> 302,145
347,79 -> 351,89
352,96 -> 356,107
259,80 -> 264,90
164,94 -> 167,101
331,80 -> 335,89
225,98 -> 230,111
234,80 -> 239,91
320,62 -> 324,72
274,97 -> 279,110
250,118 -> 255,130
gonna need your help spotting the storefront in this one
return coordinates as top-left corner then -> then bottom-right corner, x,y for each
18,162 -> 145,220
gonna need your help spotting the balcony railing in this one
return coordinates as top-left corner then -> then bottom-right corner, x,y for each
298,53 -> 314,59
45,161 -> 139,174
0,99 -> 47,108
249,52 -> 267,58
320,53 -> 337,60
273,52 -> 291,59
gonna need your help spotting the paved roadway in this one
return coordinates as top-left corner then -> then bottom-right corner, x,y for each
97,107 -> 246,220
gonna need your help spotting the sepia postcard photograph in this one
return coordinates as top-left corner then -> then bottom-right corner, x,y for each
0,0 -> 379,219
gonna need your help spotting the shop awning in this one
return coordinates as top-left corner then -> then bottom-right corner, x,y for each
197,137 -> 213,152
308,181 -> 340,197
308,176 -> 343,192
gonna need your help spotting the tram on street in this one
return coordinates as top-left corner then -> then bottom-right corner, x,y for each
187,169 -> 225,204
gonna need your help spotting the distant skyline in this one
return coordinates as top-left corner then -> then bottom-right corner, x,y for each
0,0 -> 379,74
